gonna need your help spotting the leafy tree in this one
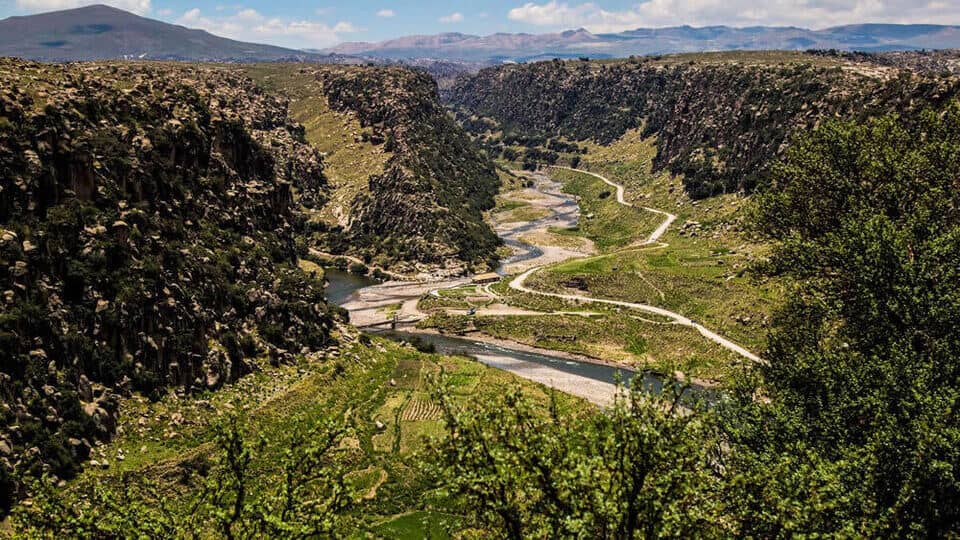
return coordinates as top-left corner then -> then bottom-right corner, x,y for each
430,381 -> 724,538
749,102 -> 960,535
12,414 -> 355,538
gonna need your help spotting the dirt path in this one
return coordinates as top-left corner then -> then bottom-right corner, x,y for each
510,167 -> 763,364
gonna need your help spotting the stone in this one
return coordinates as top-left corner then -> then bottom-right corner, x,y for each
78,375 -> 93,402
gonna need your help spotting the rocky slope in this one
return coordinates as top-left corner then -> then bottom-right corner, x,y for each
0,59 -> 341,508
450,54 -> 960,198
809,49 -> 960,75
249,65 -> 501,274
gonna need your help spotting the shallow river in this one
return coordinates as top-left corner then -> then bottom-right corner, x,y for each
324,269 -> 711,403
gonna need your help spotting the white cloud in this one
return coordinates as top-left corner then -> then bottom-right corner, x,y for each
15,0 -> 151,15
439,12 -> 464,23
376,8 -> 395,18
176,7 -> 359,49
507,0 -> 960,32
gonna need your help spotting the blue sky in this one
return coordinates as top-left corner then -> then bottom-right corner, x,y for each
2,0 -> 960,49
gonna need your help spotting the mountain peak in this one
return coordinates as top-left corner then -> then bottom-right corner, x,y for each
0,4 -> 330,62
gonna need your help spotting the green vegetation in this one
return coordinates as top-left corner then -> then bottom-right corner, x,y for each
452,56 -> 960,197
243,64 -> 391,228
0,60 -> 337,509
431,382 -> 719,537
496,205 -> 551,224
551,167 -> 663,250
246,64 -> 502,272
414,98 -> 960,538
10,337 -> 587,537
5,49 -> 960,538
528,242 -> 779,351
477,160 -> 777,357
745,104 -> 960,534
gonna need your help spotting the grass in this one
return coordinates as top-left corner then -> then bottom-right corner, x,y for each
457,132 -> 780,375
242,64 -> 391,227
52,336 -> 589,537
494,196 -> 530,213
519,229 -> 595,252
496,205 -> 551,223
528,242 -> 780,352
551,167 -> 663,250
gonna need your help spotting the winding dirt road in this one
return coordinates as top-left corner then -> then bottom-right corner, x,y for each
512,167 -> 763,365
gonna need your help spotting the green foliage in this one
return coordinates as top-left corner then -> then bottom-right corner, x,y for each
748,102 -> 960,534
430,380 -> 723,538
11,413 -> 355,538
453,59 -> 960,198
0,60 -> 337,510
304,66 -> 502,268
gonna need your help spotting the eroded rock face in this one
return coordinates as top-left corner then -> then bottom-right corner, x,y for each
307,66 -> 502,274
0,59 -> 341,507
449,57 -> 960,198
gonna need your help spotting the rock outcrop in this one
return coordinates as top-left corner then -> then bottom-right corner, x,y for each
305,66 -> 501,273
0,59 -> 340,507
449,56 -> 960,198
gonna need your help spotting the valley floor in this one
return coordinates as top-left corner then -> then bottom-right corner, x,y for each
414,137 -> 779,384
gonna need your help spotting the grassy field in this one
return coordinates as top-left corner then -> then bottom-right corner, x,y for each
496,205 -> 552,223
551,166 -> 664,250
33,336 -> 587,537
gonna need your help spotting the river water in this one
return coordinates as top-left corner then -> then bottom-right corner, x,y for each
322,269 -> 715,402
321,175 -> 711,402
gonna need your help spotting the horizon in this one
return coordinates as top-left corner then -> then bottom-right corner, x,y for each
1,1 -> 960,50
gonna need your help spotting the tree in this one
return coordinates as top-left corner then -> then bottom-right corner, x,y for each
12,414 -> 355,538
430,381 -> 724,538
748,103 -> 960,535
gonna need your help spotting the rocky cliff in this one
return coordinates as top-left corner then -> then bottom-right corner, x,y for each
450,55 -> 960,198
0,59 -> 340,507
250,65 -> 501,274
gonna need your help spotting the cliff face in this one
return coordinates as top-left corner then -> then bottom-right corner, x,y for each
252,65 -> 500,274
450,57 -> 960,198
0,60 -> 339,503
314,66 -> 500,271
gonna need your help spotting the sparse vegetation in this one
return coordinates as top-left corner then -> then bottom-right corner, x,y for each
247,64 -> 502,272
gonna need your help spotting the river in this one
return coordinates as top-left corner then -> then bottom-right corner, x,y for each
324,269 -> 711,406
320,173 -> 714,405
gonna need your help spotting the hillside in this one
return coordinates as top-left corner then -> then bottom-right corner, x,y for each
246,64 -> 501,274
0,59 -> 348,508
0,4 -> 341,62
450,52 -> 960,197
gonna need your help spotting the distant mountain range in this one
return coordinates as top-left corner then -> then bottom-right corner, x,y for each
326,24 -> 960,62
1,5 -> 960,64
0,4 -> 343,62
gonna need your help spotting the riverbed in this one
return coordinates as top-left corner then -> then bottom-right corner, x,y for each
321,172 -> 712,406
